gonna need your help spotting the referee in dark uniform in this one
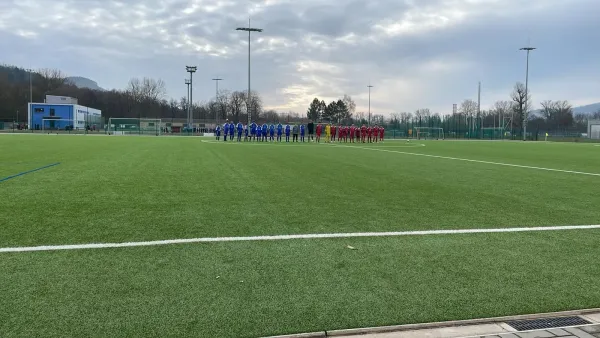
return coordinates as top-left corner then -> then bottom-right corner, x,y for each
307,120 -> 315,142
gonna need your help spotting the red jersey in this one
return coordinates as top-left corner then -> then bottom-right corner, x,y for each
316,124 -> 322,134
361,125 -> 367,134
350,127 -> 355,136
367,127 -> 373,136
331,126 -> 336,136
379,127 -> 384,137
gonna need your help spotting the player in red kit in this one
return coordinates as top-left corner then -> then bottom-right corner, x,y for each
367,126 -> 373,143
373,125 -> 379,143
379,126 -> 385,142
316,124 -> 322,142
331,125 -> 337,142
360,125 -> 367,143
349,125 -> 355,143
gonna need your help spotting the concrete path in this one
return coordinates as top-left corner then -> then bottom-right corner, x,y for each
266,311 -> 600,338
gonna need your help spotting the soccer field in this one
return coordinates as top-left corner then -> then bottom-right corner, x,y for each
1,134 -> 600,337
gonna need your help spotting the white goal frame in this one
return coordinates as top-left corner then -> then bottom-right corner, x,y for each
414,127 -> 444,140
107,118 -> 163,135
41,118 -> 76,131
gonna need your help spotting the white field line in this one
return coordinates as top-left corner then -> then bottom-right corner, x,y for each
2,225 -> 600,253
201,140 -> 426,148
331,144 -> 600,177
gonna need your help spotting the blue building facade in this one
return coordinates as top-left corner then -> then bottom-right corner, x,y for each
30,104 -> 74,130
29,103 -> 102,130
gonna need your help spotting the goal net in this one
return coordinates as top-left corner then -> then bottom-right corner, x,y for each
107,118 -> 162,135
482,127 -> 506,139
42,118 -> 76,131
415,127 -> 444,140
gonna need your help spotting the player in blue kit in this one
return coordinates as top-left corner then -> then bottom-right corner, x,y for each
269,124 -> 275,142
229,123 -> 235,141
223,121 -> 229,141
261,124 -> 268,142
250,121 -> 257,141
285,124 -> 291,142
244,125 -> 249,141
215,125 -> 221,140
277,123 -> 283,142
237,122 -> 243,142
300,124 -> 305,142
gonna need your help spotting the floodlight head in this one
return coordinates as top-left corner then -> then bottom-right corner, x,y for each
520,47 -> 536,51
367,85 -> 374,88
212,78 -> 223,81
236,27 -> 263,32
185,66 -> 197,73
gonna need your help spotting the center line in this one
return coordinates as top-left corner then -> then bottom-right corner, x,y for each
2,224 -> 600,253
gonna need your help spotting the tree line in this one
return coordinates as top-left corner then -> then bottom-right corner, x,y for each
2,63 -> 599,132
0,64 -> 275,124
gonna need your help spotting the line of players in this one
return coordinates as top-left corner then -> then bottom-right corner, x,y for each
215,120 -> 385,143
317,124 -> 385,143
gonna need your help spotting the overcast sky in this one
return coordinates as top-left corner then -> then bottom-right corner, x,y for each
1,0 -> 599,115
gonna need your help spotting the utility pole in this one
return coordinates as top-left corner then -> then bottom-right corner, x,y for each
185,66 -> 197,129
212,78 -> 223,125
236,18 -> 262,126
520,46 -> 536,141
477,81 -> 481,139
368,84 -> 374,126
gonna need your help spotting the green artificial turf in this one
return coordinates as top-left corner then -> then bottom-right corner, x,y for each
1,134 -> 600,337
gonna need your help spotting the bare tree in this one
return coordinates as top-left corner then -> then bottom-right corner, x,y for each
493,100 -> 512,128
341,94 -> 356,117
511,82 -> 531,130
38,68 -> 68,93
229,91 -> 245,121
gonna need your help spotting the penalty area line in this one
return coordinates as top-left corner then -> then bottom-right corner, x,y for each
333,144 -> 600,177
2,224 -> 600,253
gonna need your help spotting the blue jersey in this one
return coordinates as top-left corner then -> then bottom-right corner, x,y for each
244,127 -> 249,136
300,125 -> 305,135
285,125 -> 291,135
237,123 -> 243,133
223,123 -> 229,134
229,124 -> 235,134
215,126 -> 221,134
250,122 -> 257,134
262,124 -> 268,134
277,124 -> 283,135
269,125 -> 275,133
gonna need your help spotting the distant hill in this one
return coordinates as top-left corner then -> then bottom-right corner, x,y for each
66,76 -> 104,91
572,102 -> 600,115
532,102 -> 600,116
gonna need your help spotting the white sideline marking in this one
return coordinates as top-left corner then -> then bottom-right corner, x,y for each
333,144 -> 600,177
2,225 -> 600,253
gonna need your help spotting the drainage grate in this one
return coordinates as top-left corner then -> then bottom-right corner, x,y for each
506,316 -> 591,331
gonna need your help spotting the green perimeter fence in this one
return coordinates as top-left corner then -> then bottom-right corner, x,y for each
2,118 -> 597,142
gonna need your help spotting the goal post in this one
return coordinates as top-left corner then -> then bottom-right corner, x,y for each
482,127 -> 506,139
414,127 -> 444,140
107,118 -> 162,135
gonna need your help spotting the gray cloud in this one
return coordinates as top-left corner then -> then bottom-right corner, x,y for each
1,0 -> 599,114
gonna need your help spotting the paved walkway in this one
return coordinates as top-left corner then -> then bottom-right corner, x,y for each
269,311 -> 600,338
479,324 -> 600,338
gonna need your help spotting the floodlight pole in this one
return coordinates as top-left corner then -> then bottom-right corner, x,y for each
186,66 -> 197,129
520,46 -> 535,141
212,78 -> 223,125
368,84 -> 373,126
236,19 -> 262,126
185,78 -> 191,122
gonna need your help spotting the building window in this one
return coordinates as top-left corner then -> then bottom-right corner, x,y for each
34,108 -> 44,112
49,108 -> 55,116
